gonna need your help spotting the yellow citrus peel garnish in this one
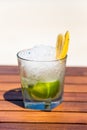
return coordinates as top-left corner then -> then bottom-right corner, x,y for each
56,31 -> 70,59
56,34 -> 64,59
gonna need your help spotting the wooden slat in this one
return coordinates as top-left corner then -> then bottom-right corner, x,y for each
0,66 -> 87,76
1,91 -> 87,102
1,111 -> 87,123
0,66 -> 19,75
0,101 -> 87,112
66,67 -> 87,76
0,83 -> 21,91
0,75 -> 20,83
0,90 -> 22,100
0,75 -> 87,84
0,100 -> 24,111
0,66 -> 87,129
64,84 -> 87,92
65,76 -> 87,84
64,92 -> 87,102
0,123 -> 87,130
0,83 -> 87,92
54,101 -> 87,112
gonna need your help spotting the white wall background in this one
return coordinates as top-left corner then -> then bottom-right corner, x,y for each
0,0 -> 87,66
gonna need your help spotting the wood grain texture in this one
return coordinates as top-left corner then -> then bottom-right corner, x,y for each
0,66 -> 19,75
1,91 -> 87,101
0,123 -> 87,130
0,66 -> 87,76
0,75 -> 87,84
0,101 -> 87,112
1,111 -> 87,123
0,66 -> 87,130
0,83 -> 87,92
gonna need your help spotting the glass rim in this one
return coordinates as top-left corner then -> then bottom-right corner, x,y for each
17,49 -> 67,62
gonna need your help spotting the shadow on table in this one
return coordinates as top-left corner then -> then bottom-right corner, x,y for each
4,88 -> 24,108
4,88 -> 51,111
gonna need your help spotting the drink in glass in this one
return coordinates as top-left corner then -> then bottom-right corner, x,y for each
17,45 -> 67,110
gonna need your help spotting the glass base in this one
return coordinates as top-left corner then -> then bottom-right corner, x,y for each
24,98 -> 63,111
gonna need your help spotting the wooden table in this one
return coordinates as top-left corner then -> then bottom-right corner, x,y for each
0,66 -> 87,130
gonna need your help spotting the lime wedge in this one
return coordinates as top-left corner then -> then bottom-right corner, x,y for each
21,78 -> 60,101
29,80 -> 60,101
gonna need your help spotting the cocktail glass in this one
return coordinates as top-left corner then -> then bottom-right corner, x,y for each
17,46 -> 67,110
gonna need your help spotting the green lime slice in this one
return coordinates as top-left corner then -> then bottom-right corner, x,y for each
21,78 -> 60,101
30,80 -> 60,101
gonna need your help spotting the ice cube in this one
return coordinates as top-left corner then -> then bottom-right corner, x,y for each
18,45 -> 66,83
